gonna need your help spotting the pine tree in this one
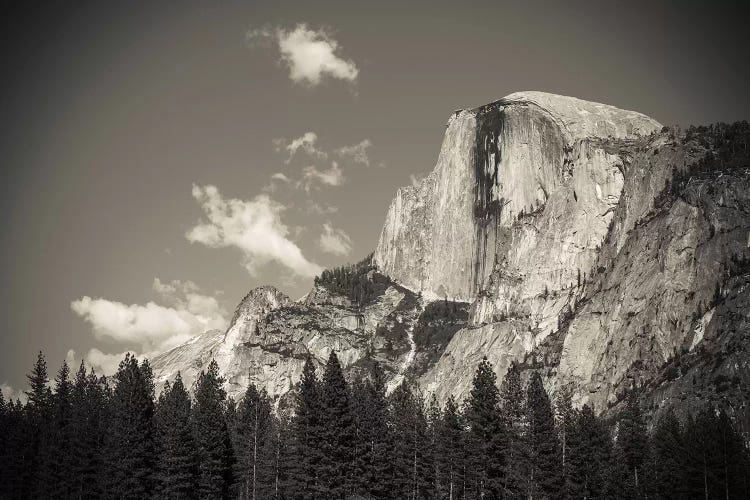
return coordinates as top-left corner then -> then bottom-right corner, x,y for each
389,382 -> 431,499
232,382 -> 274,499
525,371 -> 562,499
683,405 -> 750,499
193,359 -> 233,499
464,356 -> 506,498
556,384 -> 576,499
91,370 -> 112,497
499,361 -> 526,497
437,396 -> 466,500
70,362 -> 109,499
26,351 -> 50,409
3,398 -> 28,497
319,351 -> 357,498
568,404 -> 610,499
155,373 -> 198,499
0,391 -> 8,493
650,408 -> 685,499
715,408 -> 750,498
48,360 -> 74,496
614,389 -> 649,498
70,361 -> 89,496
108,353 -> 157,498
349,373 -> 368,496
353,362 -> 391,498
291,356 -> 323,498
25,350 -> 52,497
269,411 -> 293,500
425,394 -> 443,496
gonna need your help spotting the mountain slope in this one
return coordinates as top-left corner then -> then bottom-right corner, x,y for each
152,93 -> 750,427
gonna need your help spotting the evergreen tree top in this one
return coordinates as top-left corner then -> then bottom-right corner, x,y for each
26,350 -> 49,408
467,356 -> 500,432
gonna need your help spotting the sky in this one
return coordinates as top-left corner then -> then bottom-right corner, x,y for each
1,0 -> 749,399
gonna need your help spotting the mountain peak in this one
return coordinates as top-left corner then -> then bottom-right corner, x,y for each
229,285 -> 291,331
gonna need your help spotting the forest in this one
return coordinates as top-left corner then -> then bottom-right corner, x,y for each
1,351 -> 748,499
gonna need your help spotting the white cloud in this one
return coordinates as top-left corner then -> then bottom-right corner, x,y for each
270,172 -> 291,182
270,134 -> 376,194
335,139 -> 373,167
249,24 -> 359,86
277,132 -> 328,163
1,382 -> 25,403
66,349 -> 78,369
318,222 -> 353,256
305,200 -> 339,215
86,348 -> 137,377
71,279 -> 227,353
152,278 -> 199,297
262,172 -> 291,194
299,162 -> 345,191
186,184 -> 323,278
65,348 -> 144,377
410,174 -> 422,187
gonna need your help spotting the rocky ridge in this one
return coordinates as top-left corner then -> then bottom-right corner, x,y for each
152,92 -> 750,428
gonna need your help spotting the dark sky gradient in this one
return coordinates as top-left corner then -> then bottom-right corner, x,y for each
1,0 -> 749,392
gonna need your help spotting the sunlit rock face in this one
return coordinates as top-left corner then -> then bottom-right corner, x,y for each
374,91 -> 660,306
152,282 -> 423,403
375,91 -> 662,403
554,151 -> 750,416
152,92 -> 750,424
419,119 -> 750,420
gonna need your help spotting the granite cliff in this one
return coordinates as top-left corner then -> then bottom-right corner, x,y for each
152,92 -> 750,426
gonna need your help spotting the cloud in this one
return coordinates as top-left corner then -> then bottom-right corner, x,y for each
299,162 -> 345,191
85,348 -> 138,376
335,139 -> 373,167
1,382 -> 25,403
318,222 -> 353,256
410,174 -> 422,187
71,279 -> 228,353
65,348 -> 143,377
66,349 -> 77,368
270,172 -> 291,182
262,172 -> 291,194
277,132 -> 328,163
186,184 -> 323,278
248,24 -> 359,86
305,200 -> 339,215
271,134 -> 377,194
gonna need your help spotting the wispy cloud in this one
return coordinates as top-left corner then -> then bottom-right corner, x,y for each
1,382 -> 25,403
276,132 -> 328,163
273,134 -> 377,193
270,172 -> 291,182
186,184 -> 322,278
300,162 -> 345,191
248,24 -> 359,86
318,222 -> 353,256
335,139 -> 372,167
305,200 -> 339,215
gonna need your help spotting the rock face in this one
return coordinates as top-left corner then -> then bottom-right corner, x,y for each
373,91 -> 661,302
152,92 -> 750,426
152,280 -> 424,403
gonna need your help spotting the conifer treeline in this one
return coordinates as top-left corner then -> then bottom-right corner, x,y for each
1,352 -> 749,499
